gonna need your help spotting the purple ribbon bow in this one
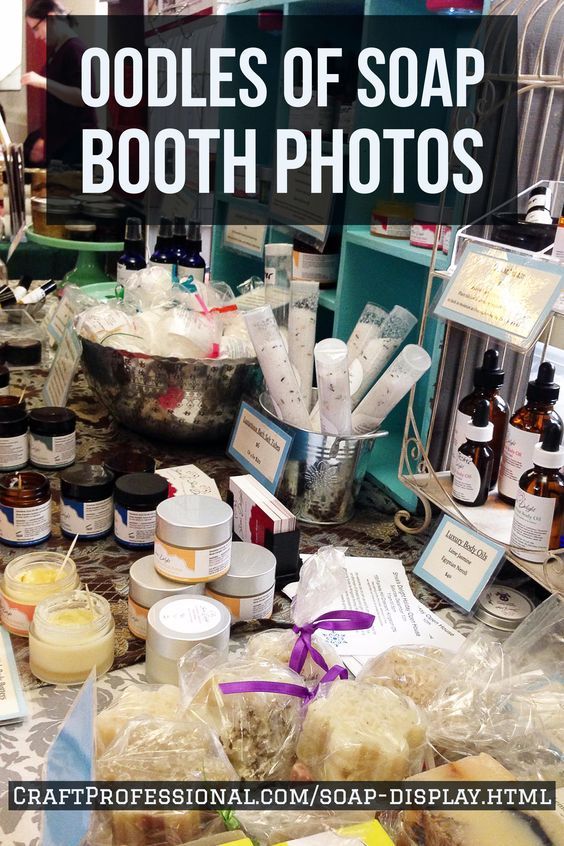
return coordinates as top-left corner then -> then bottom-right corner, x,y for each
219,663 -> 348,706
289,610 -> 375,676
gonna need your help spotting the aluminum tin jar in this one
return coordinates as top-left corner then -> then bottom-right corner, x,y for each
128,554 -> 204,640
205,542 -> 276,622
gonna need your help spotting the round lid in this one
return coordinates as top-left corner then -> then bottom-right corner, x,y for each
60,463 -> 114,499
475,584 -> 534,631
65,223 -> 96,232
527,361 -> 560,404
210,542 -> 276,596
156,495 -> 233,548
0,366 -> 9,388
43,197 -> 80,212
5,339 -> 42,366
115,473 -> 169,507
147,595 -> 230,659
413,203 -> 453,224
29,407 -> 76,427
473,349 -> 504,389
129,555 -> 202,606
104,449 -> 156,478
0,402 -> 27,422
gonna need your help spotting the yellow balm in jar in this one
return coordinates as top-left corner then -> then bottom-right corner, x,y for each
29,590 -> 115,685
0,551 -> 79,637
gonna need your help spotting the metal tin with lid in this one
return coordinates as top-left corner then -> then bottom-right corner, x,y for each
205,542 -> 276,622
154,495 -> 233,583
128,554 -> 204,640
146,594 -> 230,684
475,584 -> 534,632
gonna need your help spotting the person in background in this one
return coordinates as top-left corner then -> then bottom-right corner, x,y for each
21,0 -> 96,165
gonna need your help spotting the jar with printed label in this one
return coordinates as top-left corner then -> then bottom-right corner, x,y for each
0,471 -> 51,546
114,472 -> 169,549
60,463 -> 114,540
0,550 -> 79,637
0,404 -> 28,472
29,407 -> 76,470
146,594 -> 230,684
154,495 -> 232,583
205,542 -> 276,622
128,554 -> 204,640
28,590 -> 115,685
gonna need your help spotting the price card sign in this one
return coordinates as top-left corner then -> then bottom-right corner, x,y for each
43,326 -> 82,407
434,244 -> 563,350
224,206 -> 268,258
414,515 -> 505,612
228,401 -> 293,493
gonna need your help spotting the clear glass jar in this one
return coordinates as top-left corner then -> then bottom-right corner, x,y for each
29,590 -> 115,685
0,551 -> 79,637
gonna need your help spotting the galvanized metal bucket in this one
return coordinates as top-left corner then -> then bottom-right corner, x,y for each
260,391 -> 387,525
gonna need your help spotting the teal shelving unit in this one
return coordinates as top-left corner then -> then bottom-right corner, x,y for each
210,0 -> 489,511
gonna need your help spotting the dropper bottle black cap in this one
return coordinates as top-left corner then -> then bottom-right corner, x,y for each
474,348 -> 504,389
526,361 -> 560,403
473,398 -> 491,427
465,398 -> 494,443
533,420 -> 564,468
187,220 -> 202,252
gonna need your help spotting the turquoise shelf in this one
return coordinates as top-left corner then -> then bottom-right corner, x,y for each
319,289 -> 337,311
345,229 -> 450,271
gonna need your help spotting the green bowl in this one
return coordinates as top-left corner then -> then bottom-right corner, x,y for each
80,282 -> 122,302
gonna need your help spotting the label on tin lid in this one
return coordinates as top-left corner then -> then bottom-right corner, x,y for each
159,598 -> 222,634
477,585 -> 533,622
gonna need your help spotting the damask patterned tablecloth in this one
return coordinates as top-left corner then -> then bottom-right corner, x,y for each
0,365 -> 442,846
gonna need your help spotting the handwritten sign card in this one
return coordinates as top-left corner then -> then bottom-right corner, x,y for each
228,401 -> 293,493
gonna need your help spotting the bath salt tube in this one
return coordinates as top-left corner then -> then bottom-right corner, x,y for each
346,302 -> 388,363
244,305 -> 312,429
352,344 -> 432,434
350,305 -> 417,408
314,338 -> 353,436
288,280 -> 320,411
264,243 -> 292,330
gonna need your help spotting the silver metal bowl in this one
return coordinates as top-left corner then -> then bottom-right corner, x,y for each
80,338 -> 261,442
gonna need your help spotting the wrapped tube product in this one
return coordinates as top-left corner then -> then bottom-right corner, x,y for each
351,344 -> 432,435
350,305 -> 418,408
346,302 -> 388,363
296,680 -> 427,781
288,280 -> 319,411
264,243 -> 292,330
244,305 -> 312,429
246,546 -> 347,684
179,644 -> 308,780
314,338 -> 353,436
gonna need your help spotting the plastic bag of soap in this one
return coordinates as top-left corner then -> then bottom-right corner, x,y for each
428,595 -> 564,785
295,679 -> 428,782
179,644 -> 308,780
75,302 -> 139,348
155,306 -> 222,359
246,547 -> 346,683
122,265 -> 174,311
89,714 -> 237,846
95,683 -> 181,753
235,811 -> 376,846
357,645 -> 451,708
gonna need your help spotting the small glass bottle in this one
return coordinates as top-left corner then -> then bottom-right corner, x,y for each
450,349 -> 508,487
149,216 -> 175,275
0,471 -> 51,546
498,362 -> 562,504
452,399 -> 494,507
178,220 -> 206,286
28,590 -> 115,685
510,422 -> 564,563
116,217 -> 147,284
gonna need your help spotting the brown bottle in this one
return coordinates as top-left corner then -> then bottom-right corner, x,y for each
498,362 -> 562,504
450,349 -> 508,487
452,399 -> 494,507
510,421 -> 564,563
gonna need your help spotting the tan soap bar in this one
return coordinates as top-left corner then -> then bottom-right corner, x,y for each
401,754 -> 564,846
179,831 -> 248,846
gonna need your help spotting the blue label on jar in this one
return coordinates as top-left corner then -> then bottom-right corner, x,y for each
114,503 -> 156,548
0,500 -> 52,546
61,495 -> 113,540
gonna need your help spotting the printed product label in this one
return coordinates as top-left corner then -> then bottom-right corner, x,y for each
0,434 -> 28,470
114,504 -> 156,547
498,425 -> 541,500
370,215 -> 411,239
154,537 -> 231,582
526,208 -> 552,224
61,495 -> 113,538
449,411 -> 471,474
410,223 -> 436,247
205,585 -> 275,622
159,597 -> 222,635
0,588 -> 35,636
452,453 -> 482,503
30,431 -> 75,468
480,586 -> 532,620
0,499 -> 51,546
292,251 -> 339,284
128,596 -> 148,640
0,387 -> 9,397
510,489 -> 556,563
442,225 -> 452,254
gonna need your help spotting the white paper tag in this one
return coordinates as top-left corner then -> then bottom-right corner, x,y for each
42,326 -> 82,407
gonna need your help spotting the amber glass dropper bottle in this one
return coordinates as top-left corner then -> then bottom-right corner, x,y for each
452,399 -> 494,507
